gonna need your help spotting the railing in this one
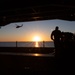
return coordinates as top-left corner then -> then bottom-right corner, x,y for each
0,41 -> 54,47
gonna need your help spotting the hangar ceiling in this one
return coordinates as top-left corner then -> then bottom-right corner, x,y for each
0,0 -> 75,26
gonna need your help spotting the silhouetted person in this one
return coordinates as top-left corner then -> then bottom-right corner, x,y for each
43,41 -> 45,47
51,26 -> 62,72
51,26 -> 61,57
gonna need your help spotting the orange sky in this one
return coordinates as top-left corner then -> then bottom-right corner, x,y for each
0,19 -> 75,42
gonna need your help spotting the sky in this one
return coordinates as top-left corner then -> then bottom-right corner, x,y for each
0,19 -> 75,42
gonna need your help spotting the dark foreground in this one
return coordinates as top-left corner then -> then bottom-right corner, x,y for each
0,47 -> 55,74
0,47 -> 74,74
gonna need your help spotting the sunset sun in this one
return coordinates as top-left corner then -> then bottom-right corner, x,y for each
33,36 -> 41,42
33,36 -> 41,47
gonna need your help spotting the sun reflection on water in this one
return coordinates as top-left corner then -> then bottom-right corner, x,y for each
35,42 -> 39,47
34,53 -> 40,56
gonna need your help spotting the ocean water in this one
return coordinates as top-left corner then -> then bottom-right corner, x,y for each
0,41 -> 54,47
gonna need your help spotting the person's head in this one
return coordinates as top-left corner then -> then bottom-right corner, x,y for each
55,26 -> 59,30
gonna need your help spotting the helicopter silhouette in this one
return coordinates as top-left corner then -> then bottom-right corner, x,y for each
15,24 -> 23,28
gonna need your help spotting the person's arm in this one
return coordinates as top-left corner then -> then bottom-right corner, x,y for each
51,31 -> 54,40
